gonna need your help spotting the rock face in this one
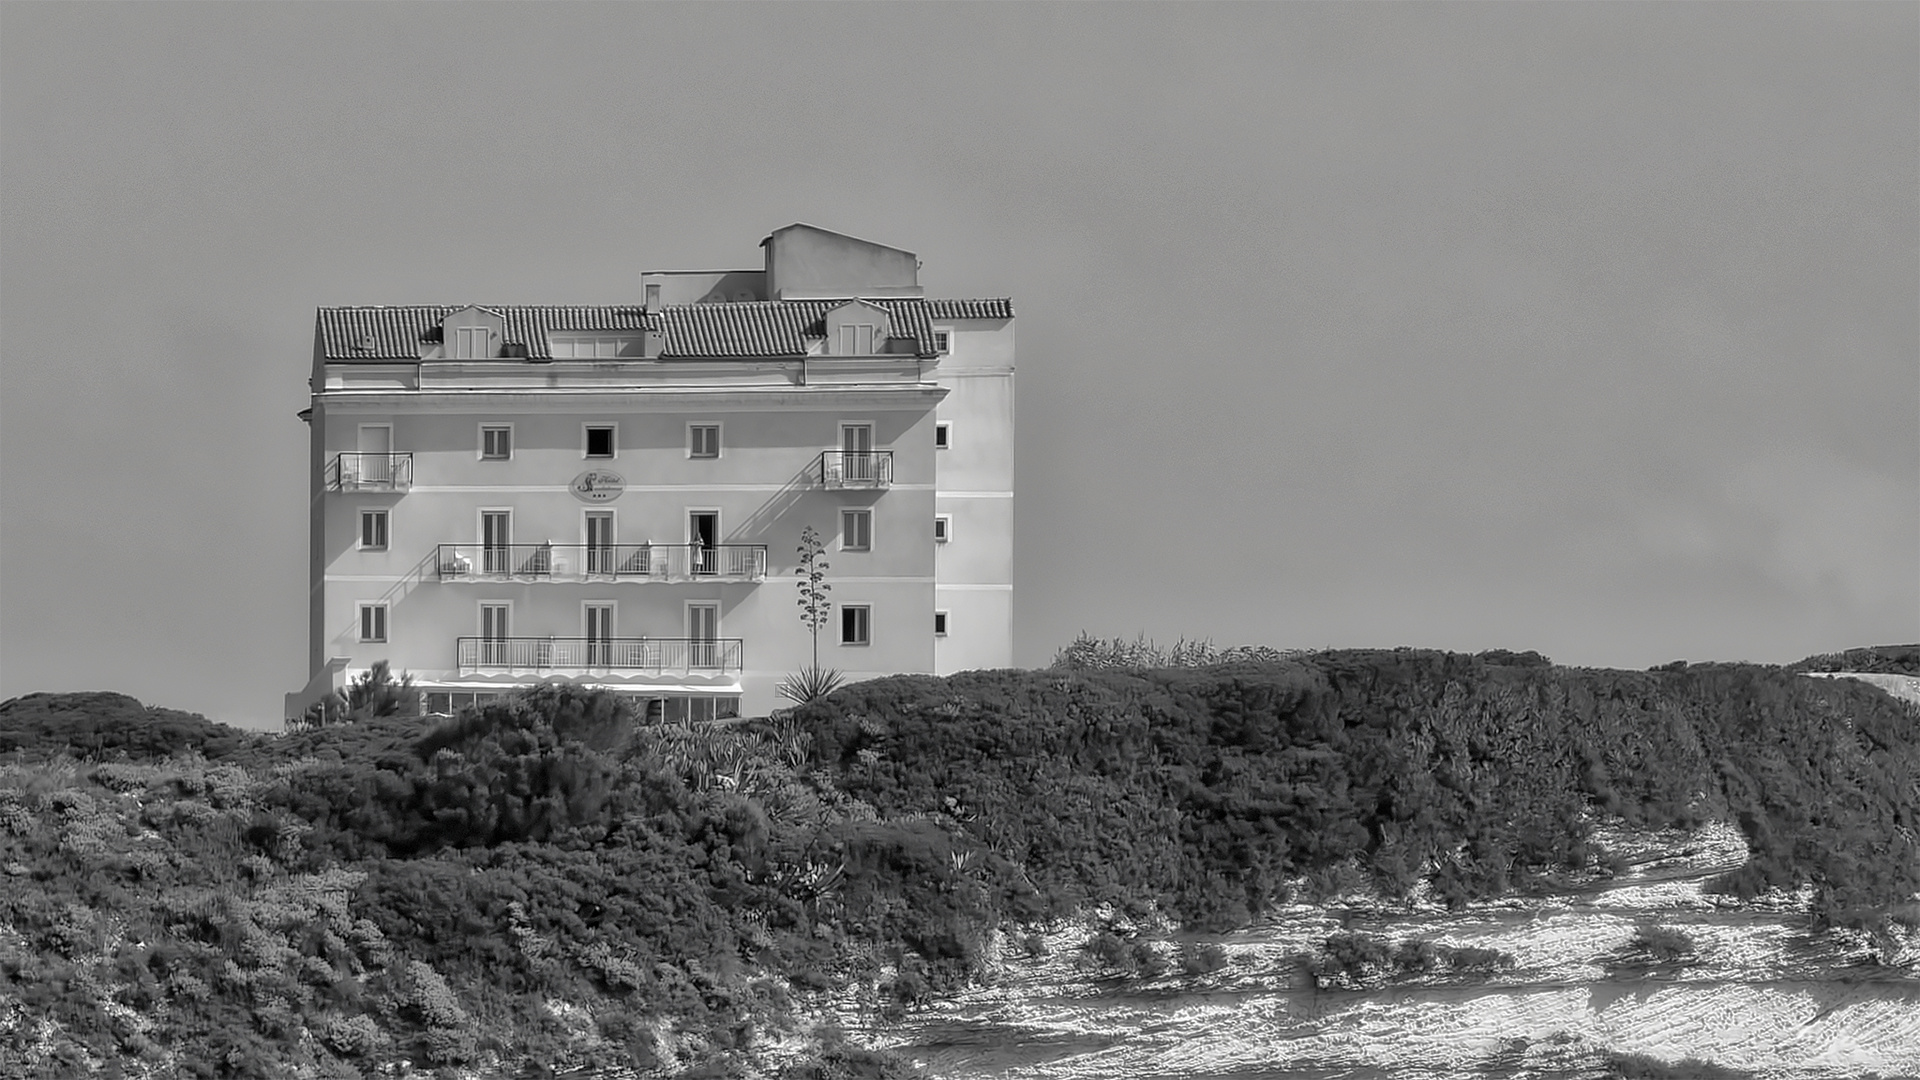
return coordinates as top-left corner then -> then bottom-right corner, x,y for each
877,822 -> 1920,1079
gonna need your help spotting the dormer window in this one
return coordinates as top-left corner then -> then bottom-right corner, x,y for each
453,326 -> 491,358
823,300 -> 893,356
441,307 -> 505,359
837,323 -> 879,355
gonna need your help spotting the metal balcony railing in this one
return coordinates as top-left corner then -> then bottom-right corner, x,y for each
457,636 -> 743,673
435,543 -> 766,582
326,453 -> 413,492
818,450 -> 893,489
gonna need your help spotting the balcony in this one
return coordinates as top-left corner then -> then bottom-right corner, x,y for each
457,637 -> 743,674
817,450 -> 893,489
326,453 -> 413,492
435,543 -> 767,583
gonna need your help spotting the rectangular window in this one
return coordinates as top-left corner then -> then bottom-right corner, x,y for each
840,604 -> 870,646
689,423 -> 720,458
841,509 -> 872,551
932,330 -> 951,354
688,603 -> 720,669
453,325 -> 492,359
359,509 -> 389,550
585,511 -> 615,575
934,611 -> 949,637
933,514 -> 951,543
585,425 -> 615,458
481,510 -> 511,575
664,696 -> 742,724
480,425 -> 512,460
934,421 -> 951,449
479,603 -> 510,665
585,603 -> 614,666
837,324 -> 878,355
357,603 -> 387,643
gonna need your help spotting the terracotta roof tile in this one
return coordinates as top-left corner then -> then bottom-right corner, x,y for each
316,298 -> 1009,362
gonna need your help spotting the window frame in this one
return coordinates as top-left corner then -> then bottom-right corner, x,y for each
583,423 -> 617,460
479,423 -> 513,461
934,421 -> 952,449
839,603 -> 871,647
688,422 -> 721,459
357,602 -> 388,644
840,508 -> 873,552
932,329 -> 952,354
933,514 -> 952,543
358,508 -> 390,551
934,610 -> 949,637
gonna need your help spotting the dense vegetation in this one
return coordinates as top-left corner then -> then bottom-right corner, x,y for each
1,646 -> 1915,1077
795,651 -> 1920,928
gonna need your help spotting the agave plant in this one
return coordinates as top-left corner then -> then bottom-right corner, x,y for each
777,664 -> 845,705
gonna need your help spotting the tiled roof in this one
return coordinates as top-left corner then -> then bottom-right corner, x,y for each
318,306 -> 657,360
316,298 -> 1012,361
925,298 -> 1014,321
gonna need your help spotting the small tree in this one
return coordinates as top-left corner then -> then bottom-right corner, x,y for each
290,660 -> 418,732
781,525 -> 844,704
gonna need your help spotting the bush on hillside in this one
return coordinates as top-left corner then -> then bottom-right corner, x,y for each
0,692 -> 259,760
793,652 -> 1920,932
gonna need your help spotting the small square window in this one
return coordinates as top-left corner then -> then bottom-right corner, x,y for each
933,515 -> 951,543
934,611 -> 949,636
585,425 -> 615,458
358,603 -> 387,643
934,421 -> 951,449
690,424 -> 720,459
840,604 -> 870,646
841,509 -> 872,551
481,425 -> 512,459
932,330 -> 951,354
359,510 -> 389,550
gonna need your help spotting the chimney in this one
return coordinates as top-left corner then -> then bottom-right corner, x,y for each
641,280 -> 666,358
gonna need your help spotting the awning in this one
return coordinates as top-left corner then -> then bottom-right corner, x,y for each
416,679 -> 743,696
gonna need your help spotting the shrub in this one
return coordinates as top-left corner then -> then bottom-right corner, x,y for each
1180,942 -> 1230,976
1606,1051 -> 1753,1079
1628,925 -> 1697,963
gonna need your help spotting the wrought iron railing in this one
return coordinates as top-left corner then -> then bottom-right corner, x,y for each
457,636 -> 743,673
435,544 -> 766,581
325,453 -> 414,491
818,450 -> 893,489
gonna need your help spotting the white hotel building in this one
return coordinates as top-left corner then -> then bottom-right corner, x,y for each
287,225 -> 1013,722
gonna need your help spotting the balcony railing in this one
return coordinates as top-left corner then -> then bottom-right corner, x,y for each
326,453 -> 413,492
436,543 -> 766,582
818,450 -> 893,489
457,637 -> 743,673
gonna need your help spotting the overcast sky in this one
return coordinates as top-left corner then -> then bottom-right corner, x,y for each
2,3 -> 1914,728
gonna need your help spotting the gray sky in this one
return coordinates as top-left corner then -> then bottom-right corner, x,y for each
3,3 -> 1914,728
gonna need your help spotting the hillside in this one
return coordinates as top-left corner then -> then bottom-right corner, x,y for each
1,650 -> 1917,1077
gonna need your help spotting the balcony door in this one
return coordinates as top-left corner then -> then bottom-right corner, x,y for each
482,511 -> 511,575
584,603 -> 614,667
357,425 -> 392,485
480,603 -> 510,666
841,424 -> 874,483
689,511 -> 718,576
585,512 -> 615,575
688,603 -> 718,669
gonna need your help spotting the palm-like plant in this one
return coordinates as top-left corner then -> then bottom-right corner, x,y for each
777,665 -> 845,706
